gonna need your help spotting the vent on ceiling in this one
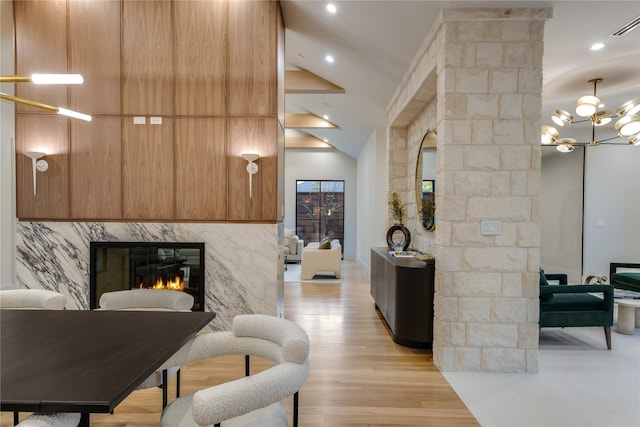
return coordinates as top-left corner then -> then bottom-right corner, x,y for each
609,15 -> 640,37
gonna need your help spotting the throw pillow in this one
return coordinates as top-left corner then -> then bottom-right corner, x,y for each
539,268 -> 553,301
318,236 -> 331,249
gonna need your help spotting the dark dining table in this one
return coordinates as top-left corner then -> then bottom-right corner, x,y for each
0,309 -> 216,426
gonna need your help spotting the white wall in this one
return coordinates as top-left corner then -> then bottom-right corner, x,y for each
0,0 -> 16,287
356,127 -> 388,272
583,145 -> 640,276
283,148 -> 358,260
540,147 -> 584,282
541,145 -> 640,281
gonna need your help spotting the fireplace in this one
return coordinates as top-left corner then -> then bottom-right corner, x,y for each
90,242 -> 205,311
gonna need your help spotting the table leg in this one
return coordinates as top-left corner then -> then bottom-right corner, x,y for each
617,305 -> 636,335
79,413 -> 90,427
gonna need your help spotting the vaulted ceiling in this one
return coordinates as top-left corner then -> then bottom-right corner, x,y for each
281,1 -> 640,158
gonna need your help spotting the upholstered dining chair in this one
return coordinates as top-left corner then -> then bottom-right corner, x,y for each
98,289 -> 195,408
158,314 -> 310,427
0,289 -> 67,310
15,412 -> 80,427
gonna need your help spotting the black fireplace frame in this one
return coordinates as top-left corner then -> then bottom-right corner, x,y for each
89,241 -> 205,311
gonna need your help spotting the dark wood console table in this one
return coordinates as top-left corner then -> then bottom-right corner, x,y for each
371,247 -> 435,348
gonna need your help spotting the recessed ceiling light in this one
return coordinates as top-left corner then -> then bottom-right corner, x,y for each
325,55 -> 334,63
590,43 -> 605,51
323,138 -> 329,142
323,115 -> 329,120
326,4 -> 337,14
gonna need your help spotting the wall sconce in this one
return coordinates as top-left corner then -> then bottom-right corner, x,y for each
24,151 -> 48,196
241,153 -> 260,198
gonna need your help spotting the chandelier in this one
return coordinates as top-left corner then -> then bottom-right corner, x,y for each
0,74 -> 92,121
541,78 -> 640,152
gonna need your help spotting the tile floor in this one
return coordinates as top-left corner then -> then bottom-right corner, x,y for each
444,321 -> 640,426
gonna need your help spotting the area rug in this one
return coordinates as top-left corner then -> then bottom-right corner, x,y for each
284,263 -> 341,283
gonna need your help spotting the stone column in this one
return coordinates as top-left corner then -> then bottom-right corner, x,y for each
433,8 -> 551,372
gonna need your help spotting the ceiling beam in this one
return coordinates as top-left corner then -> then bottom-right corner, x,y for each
285,113 -> 338,129
285,70 -> 345,94
285,136 -> 335,149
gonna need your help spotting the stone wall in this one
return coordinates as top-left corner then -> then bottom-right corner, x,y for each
386,8 -> 551,373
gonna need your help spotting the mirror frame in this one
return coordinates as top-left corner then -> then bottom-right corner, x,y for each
415,130 -> 436,232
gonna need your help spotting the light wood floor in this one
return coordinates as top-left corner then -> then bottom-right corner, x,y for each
3,260 -> 478,426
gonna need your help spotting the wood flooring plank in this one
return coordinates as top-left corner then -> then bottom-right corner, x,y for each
0,260 -> 478,426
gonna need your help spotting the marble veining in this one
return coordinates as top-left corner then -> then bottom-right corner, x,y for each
16,221 -> 280,330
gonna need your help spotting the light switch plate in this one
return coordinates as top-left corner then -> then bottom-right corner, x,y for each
481,220 -> 502,236
133,116 -> 146,125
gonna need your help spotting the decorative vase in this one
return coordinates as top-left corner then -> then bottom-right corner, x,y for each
386,224 -> 411,251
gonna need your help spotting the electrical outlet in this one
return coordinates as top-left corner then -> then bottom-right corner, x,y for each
481,220 -> 502,236
150,117 -> 162,125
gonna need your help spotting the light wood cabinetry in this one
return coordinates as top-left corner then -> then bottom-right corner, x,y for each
122,1 -> 174,116
69,118 -> 122,219
175,118 -> 227,220
68,0 -> 121,115
174,0 -> 227,116
228,0 -> 278,116
16,115 -> 69,219
14,0 -> 67,110
14,0 -> 284,222
122,119 -> 175,220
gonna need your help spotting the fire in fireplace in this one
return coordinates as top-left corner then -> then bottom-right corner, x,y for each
90,242 -> 205,311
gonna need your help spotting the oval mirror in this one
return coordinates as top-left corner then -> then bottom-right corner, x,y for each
415,130 -> 436,231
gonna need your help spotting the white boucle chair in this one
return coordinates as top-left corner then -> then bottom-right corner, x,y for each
98,289 -> 195,408
301,239 -> 342,280
15,412 -> 80,427
159,314 -> 310,427
0,289 -> 67,310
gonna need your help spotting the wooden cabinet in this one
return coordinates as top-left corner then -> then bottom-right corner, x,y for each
122,119 -> 175,220
70,117 -> 122,219
174,118 -> 227,220
174,0 -> 227,116
122,1 -> 173,116
69,0 -> 121,115
370,247 -> 435,348
13,0 -> 283,222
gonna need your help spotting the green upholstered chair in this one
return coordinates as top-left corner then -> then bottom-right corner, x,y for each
609,262 -> 640,293
539,270 -> 614,349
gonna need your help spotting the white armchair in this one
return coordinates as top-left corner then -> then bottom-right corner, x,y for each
284,228 -> 304,263
301,239 -> 342,280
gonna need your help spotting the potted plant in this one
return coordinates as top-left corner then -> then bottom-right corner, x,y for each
386,192 -> 410,250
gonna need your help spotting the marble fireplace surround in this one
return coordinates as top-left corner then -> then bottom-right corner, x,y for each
16,221 -> 281,330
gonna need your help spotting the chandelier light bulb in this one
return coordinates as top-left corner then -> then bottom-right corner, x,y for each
576,95 -> 599,117
616,98 -> 640,116
551,109 -> 573,126
615,115 -> 640,137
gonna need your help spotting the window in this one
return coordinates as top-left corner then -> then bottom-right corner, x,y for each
295,180 -> 344,247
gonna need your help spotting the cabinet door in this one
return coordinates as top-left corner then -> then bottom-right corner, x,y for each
70,117 -> 122,219
122,119 -> 175,219
14,0 -> 67,110
122,0 -> 173,115
174,0 -> 227,116
69,0 -> 121,115
228,118 -> 278,220
175,118 -> 227,220
16,115 -> 69,219
228,0 -> 278,116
